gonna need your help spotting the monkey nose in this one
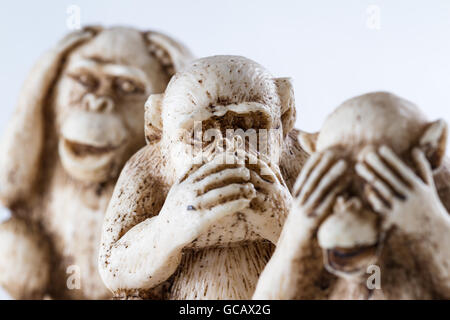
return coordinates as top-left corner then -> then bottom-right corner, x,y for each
94,97 -> 114,112
85,94 -> 114,112
333,196 -> 363,214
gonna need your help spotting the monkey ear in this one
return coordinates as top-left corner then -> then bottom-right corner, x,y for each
144,31 -> 194,77
144,94 -> 164,144
0,28 -> 96,207
419,119 -> 447,169
274,77 -> 296,137
298,131 -> 319,155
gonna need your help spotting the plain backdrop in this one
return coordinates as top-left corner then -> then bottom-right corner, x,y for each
0,0 -> 449,299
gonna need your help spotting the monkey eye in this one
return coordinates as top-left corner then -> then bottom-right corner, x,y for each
68,72 -> 99,91
114,78 -> 144,95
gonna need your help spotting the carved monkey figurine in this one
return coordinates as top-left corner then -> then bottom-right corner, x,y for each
98,56 -> 308,299
254,92 -> 450,299
0,26 -> 192,299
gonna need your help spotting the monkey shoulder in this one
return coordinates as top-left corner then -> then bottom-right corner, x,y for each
106,144 -> 170,229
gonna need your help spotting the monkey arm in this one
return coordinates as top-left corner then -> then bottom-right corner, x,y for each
98,146 -> 182,293
253,212 -> 314,299
255,151 -> 348,299
413,210 -> 450,298
396,194 -> 450,297
0,217 -> 51,299
100,147 -> 258,294
100,215 -> 189,293
376,211 -> 450,299
253,211 -> 335,299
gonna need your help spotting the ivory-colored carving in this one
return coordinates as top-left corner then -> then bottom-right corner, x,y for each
98,56 -> 308,299
0,26 -> 192,299
254,92 -> 450,299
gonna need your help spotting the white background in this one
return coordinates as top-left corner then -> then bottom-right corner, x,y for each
0,0 -> 449,299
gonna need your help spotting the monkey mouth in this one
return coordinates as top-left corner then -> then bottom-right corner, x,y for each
324,244 -> 379,275
63,139 -> 120,157
59,137 -> 123,175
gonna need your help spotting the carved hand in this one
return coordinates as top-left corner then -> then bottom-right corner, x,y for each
253,150 -> 347,299
290,150 -> 348,239
242,152 -> 292,243
158,152 -> 257,246
356,145 -> 449,235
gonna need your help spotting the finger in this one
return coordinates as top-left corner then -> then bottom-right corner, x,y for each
249,171 -> 271,190
293,152 -> 322,197
188,156 -> 241,182
205,198 -> 253,222
224,149 -> 246,166
355,162 -> 397,201
246,153 -> 279,184
197,183 -> 256,209
378,145 -> 420,186
197,167 -> 251,194
298,151 -> 335,203
205,135 -> 225,154
303,159 -> 347,208
364,151 -> 410,195
248,170 -> 287,200
311,183 -> 346,220
260,159 -> 284,185
365,186 -> 389,215
412,148 -> 434,186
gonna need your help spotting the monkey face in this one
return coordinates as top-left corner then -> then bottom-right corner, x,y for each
143,56 -> 295,246
150,56 -> 286,180
170,103 -> 283,176
300,92 -> 447,277
53,28 -> 169,183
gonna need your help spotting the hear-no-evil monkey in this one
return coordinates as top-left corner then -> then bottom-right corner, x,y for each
98,56 -> 308,299
0,26 -> 192,299
254,92 -> 450,299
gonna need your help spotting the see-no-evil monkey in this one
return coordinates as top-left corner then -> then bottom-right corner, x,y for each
0,26 -> 192,299
98,56 -> 308,299
254,92 -> 450,299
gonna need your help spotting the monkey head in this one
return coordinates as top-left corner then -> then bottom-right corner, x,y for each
144,56 -> 296,247
299,92 -> 447,277
54,27 -> 172,182
0,26 -> 193,204
145,55 -> 296,181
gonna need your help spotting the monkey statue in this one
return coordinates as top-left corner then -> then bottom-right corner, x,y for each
0,26 -> 192,299
98,55 -> 309,299
253,92 -> 450,299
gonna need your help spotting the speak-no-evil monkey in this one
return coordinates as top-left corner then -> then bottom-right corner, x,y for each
98,56 -> 309,299
0,26 -> 192,299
